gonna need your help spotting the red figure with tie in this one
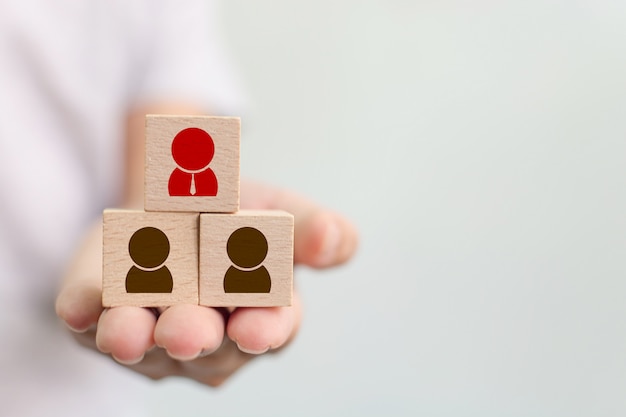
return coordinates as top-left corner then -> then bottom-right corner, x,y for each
168,127 -> 218,196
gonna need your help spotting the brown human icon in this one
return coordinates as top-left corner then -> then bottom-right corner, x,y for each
125,227 -> 173,293
223,227 -> 271,293
168,127 -> 218,196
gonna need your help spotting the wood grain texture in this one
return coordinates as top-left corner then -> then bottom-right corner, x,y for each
144,115 -> 240,213
102,209 -> 199,307
199,210 -> 294,307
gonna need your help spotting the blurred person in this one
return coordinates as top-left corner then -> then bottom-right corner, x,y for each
0,0 -> 358,415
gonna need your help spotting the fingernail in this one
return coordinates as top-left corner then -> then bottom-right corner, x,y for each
317,220 -> 341,266
64,322 -> 89,333
166,349 -> 202,361
198,345 -> 220,358
197,350 -> 212,358
112,353 -> 145,366
236,342 -> 269,355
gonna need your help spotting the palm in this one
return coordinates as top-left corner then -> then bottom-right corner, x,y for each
56,181 -> 357,386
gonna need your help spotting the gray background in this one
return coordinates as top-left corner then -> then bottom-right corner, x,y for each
152,1 -> 626,415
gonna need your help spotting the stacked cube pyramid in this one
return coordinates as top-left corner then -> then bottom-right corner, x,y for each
102,115 -> 294,308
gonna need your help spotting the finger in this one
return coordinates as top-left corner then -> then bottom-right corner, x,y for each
241,180 -> 359,268
95,307 -> 157,365
55,222 -> 104,332
292,209 -> 358,268
154,304 -> 225,361
55,280 -> 103,333
227,292 -> 302,354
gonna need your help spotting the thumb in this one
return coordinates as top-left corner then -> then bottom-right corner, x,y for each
240,180 -> 358,268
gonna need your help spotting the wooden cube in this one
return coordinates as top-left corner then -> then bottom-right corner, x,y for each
102,209 -> 199,307
144,115 -> 240,213
199,210 -> 294,307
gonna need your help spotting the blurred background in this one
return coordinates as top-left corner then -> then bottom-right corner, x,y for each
151,1 -> 626,415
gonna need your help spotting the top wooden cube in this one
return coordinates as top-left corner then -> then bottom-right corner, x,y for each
144,115 -> 240,213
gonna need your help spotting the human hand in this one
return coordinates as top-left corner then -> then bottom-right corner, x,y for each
56,180 -> 358,386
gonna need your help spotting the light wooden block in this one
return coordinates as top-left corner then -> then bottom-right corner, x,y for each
199,210 -> 294,307
102,209 -> 199,307
145,115 -> 240,213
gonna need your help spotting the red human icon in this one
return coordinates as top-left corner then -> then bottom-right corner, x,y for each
168,127 -> 218,196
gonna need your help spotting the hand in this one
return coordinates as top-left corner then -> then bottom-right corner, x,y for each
56,180 -> 358,386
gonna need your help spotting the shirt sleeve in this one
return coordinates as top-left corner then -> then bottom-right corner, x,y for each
132,0 -> 245,115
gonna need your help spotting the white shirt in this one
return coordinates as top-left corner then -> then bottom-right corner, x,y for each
0,1 -> 241,415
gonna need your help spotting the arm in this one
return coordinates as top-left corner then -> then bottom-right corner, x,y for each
56,105 -> 358,386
